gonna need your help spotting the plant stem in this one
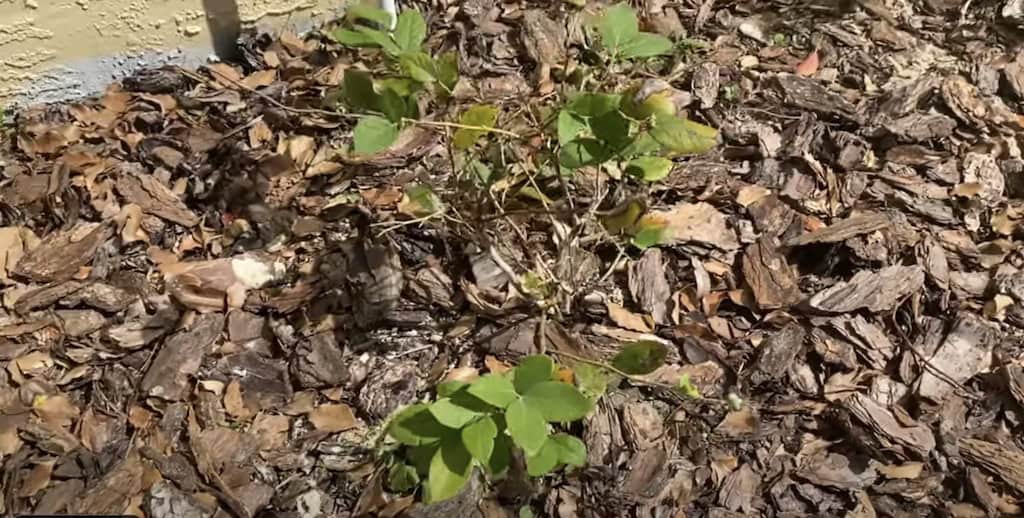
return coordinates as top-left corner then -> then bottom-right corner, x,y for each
404,118 -> 521,139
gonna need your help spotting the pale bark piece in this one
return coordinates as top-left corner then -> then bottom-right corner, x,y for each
693,62 -> 720,109
14,281 -> 84,314
13,222 -> 112,282
961,438 -> 1024,495
628,249 -> 671,325
807,265 -> 925,313
349,242 -> 404,328
842,393 -> 935,459
742,237 -> 802,309
1005,50 -> 1024,100
145,480 -> 212,518
826,315 -> 897,370
141,313 -> 225,401
774,73 -> 862,123
884,112 -> 957,142
34,479 -> 85,514
622,401 -> 664,450
718,463 -> 760,513
941,74 -> 1023,129
116,172 -> 200,227
785,213 -> 890,246
794,452 -> 876,490
214,351 -> 292,410
917,313 -> 997,402
747,323 -> 806,386
520,10 -> 567,66
291,331 -> 348,388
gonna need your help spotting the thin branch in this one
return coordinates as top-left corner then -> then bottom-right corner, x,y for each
404,118 -> 521,139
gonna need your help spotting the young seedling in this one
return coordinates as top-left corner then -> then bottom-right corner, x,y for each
592,3 -> 674,63
331,7 -> 459,154
383,355 -> 593,502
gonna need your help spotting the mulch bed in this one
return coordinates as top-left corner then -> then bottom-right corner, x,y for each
4,0 -> 1024,516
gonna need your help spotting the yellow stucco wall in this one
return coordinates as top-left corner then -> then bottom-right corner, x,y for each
0,0 -> 344,104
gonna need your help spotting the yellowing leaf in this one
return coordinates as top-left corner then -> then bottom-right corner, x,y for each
398,184 -> 444,218
650,113 -> 719,156
600,199 -> 646,235
453,105 -> 500,150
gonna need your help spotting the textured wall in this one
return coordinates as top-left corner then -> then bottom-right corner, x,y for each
0,0 -> 343,105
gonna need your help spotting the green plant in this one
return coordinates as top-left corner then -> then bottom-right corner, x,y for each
382,355 -> 593,502
592,3 -> 673,62
330,6 -> 459,154
556,90 -> 717,179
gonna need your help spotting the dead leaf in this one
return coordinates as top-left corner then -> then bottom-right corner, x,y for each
795,49 -> 820,77
224,379 -> 253,419
309,403 -> 358,433
606,301 -> 654,332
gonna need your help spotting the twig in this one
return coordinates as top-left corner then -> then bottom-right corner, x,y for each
177,65 -> 351,120
548,349 -> 662,388
403,118 -> 521,139
888,305 -> 979,401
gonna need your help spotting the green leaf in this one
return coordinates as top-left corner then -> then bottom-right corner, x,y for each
525,438 -> 560,476
408,442 -> 440,475
621,132 -> 662,158
468,374 -> 518,408
347,4 -> 395,27
611,340 -> 668,375
468,159 -> 494,186
461,416 -> 497,464
393,10 -> 427,52
677,374 -> 701,399
352,116 -> 398,154
437,380 -> 469,397
549,433 -> 587,467
598,4 -> 639,54
505,398 -> 548,455
650,113 -> 719,155
378,77 -> 417,97
573,362 -> 610,400
426,436 -> 473,503
398,184 -> 444,218
625,156 -> 673,182
388,463 -> 420,492
559,138 -> 611,169
399,51 -> 438,84
589,110 -> 632,149
565,93 -> 622,118
453,104 -> 500,150
522,382 -> 592,422
600,199 -> 645,235
435,52 -> 460,93
487,433 -> 511,475
631,215 -> 670,249
376,86 -> 410,122
557,110 -> 589,146
513,355 -> 556,394
332,28 -> 380,48
389,404 -> 448,446
429,397 -> 482,429
619,32 -> 674,59
343,69 -> 379,112
354,25 -> 401,56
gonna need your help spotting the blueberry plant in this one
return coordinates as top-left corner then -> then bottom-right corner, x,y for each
382,355 -> 592,502
328,2 -> 720,503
